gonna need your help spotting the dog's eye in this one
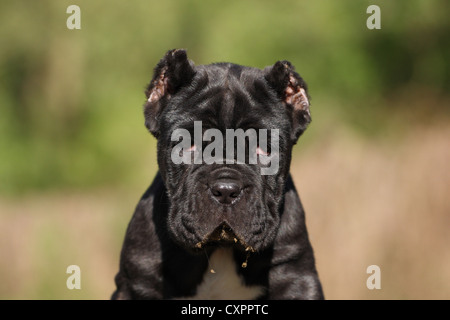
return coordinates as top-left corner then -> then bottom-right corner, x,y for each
186,145 -> 196,152
179,144 -> 196,158
256,146 -> 270,156
177,144 -> 197,161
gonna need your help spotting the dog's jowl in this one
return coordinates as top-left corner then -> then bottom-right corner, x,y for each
112,49 -> 324,300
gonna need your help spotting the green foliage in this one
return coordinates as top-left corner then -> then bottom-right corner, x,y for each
0,0 -> 449,194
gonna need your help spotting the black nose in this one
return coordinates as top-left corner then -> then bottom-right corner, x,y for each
210,180 -> 242,204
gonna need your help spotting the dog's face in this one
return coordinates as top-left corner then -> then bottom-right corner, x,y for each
144,50 -> 311,253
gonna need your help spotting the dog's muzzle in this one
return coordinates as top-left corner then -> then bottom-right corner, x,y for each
209,179 -> 243,205
207,167 -> 244,205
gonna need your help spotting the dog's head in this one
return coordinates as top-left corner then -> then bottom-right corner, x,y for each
144,49 -> 311,253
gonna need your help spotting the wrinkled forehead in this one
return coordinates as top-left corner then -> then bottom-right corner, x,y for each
163,64 -> 286,132
199,63 -> 264,83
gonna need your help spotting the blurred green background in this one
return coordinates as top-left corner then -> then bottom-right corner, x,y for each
1,0 -> 449,299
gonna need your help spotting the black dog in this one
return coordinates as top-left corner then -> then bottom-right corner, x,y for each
112,49 -> 323,299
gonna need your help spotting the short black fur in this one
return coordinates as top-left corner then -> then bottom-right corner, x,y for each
112,49 -> 323,299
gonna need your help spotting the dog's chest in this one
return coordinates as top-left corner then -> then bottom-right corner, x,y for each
183,248 -> 264,300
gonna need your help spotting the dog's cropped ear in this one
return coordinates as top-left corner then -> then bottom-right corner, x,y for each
265,61 -> 311,143
144,49 -> 196,137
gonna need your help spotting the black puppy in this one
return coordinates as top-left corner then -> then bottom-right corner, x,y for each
112,49 -> 323,299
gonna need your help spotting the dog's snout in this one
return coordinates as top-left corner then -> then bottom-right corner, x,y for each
210,180 -> 242,204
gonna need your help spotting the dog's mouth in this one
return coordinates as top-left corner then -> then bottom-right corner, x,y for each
195,222 -> 255,268
195,222 -> 253,250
